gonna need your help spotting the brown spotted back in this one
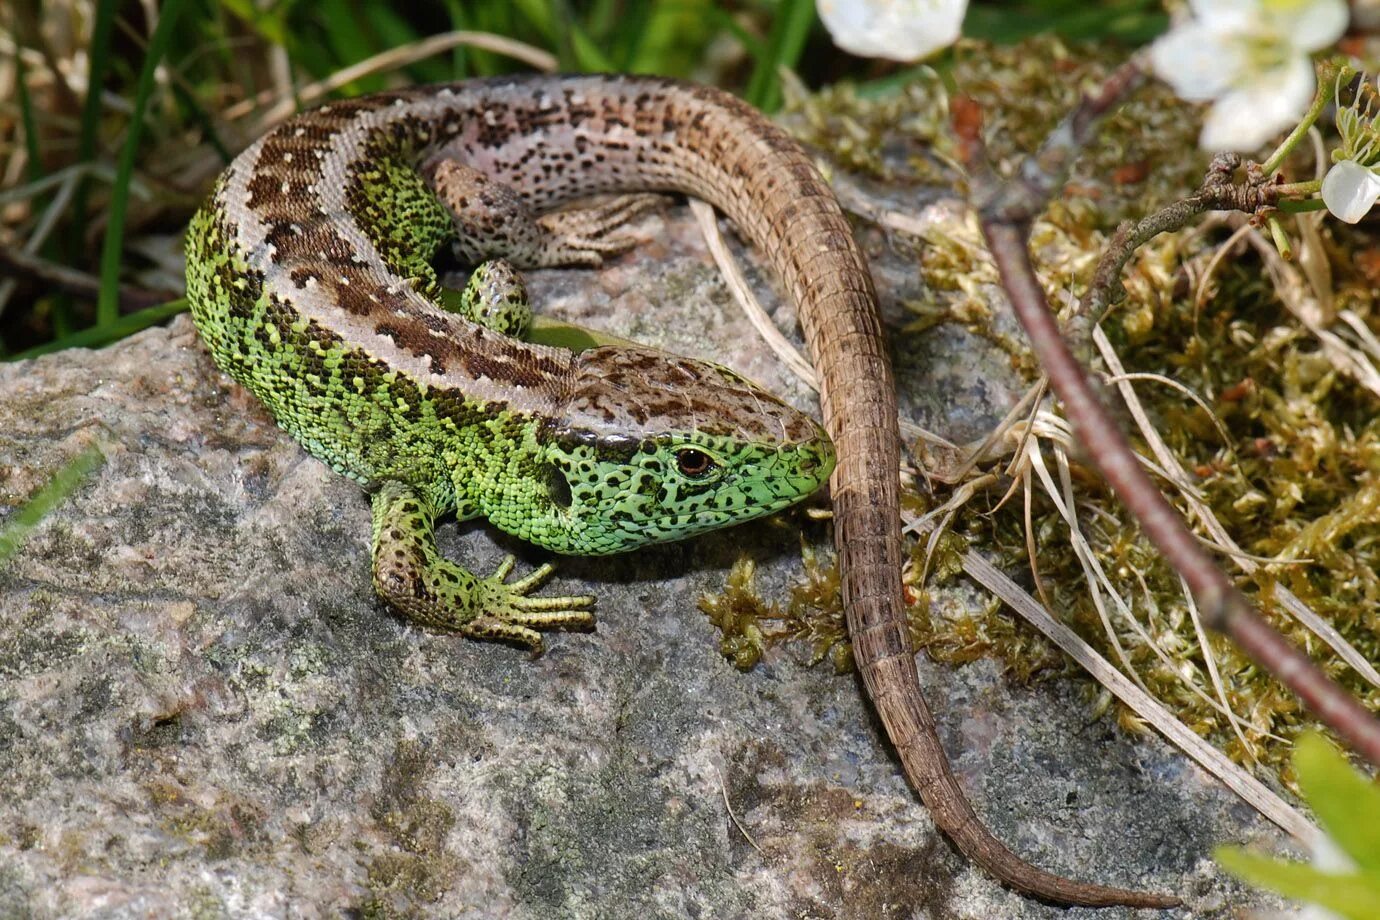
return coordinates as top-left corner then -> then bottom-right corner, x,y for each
557,346 -> 822,445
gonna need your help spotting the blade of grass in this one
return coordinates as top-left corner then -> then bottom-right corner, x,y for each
511,0 -> 568,67
71,0 -> 118,255
234,32 -> 557,133
624,0 -> 722,76
507,0 -> 612,72
1215,849 -> 1380,920
5,44 -> 43,350
445,2 -> 515,77
569,25 -> 616,72
0,443 -> 106,568
219,0 -> 290,47
964,0 -> 1166,44
0,173 -> 83,342
744,0 -> 815,112
705,7 -> 764,61
854,63 -> 945,100
318,0 -> 386,94
361,6 -> 451,84
554,0 -> 616,72
15,49 -> 43,184
95,0 -> 190,329
169,78 -> 232,165
8,299 -> 188,362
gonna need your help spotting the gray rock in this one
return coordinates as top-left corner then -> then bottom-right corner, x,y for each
0,200 -> 1286,919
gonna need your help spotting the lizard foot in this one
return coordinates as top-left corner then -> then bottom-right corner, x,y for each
455,259 -> 532,338
534,193 -> 669,267
461,557 -> 596,654
425,158 -> 667,269
371,481 -> 595,652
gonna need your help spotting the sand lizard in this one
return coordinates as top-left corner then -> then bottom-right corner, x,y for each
183,74 -> 1176,909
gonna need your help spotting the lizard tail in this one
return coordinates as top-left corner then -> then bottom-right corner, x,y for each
867,652 -> 1182,907
639,77 -> 1182,910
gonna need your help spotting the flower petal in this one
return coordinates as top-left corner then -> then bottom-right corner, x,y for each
1200,55 -> 1315,150
1267,0 -> 1349,51
818,0 -> 967,61
1322,159 -> 1380,223
1189,0 -> 1259,30
1150,22 -> 1244,101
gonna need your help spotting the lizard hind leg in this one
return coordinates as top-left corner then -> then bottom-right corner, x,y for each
424,159 -> 667,269
370,480 -> 595,654
455,259 -> 533,339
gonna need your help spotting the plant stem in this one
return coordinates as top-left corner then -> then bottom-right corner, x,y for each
1262,58 -> 1355,177
96,0 -> 189,327
1274,179 -> 1323,197
1268,215 -> 1293,260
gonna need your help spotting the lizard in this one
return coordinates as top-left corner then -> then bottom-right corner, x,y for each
183,74 -> 1179,910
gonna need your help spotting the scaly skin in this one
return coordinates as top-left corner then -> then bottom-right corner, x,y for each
184,75 -> 1176,908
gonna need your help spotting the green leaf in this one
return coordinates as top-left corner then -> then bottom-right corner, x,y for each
95,0 -> 191,329
9,300 -> 188,362
317,0 -> 385,93
1296,734 -> 1380,877
220,0 -> 291,46
964,0 -> 1167,44
526,316 -> 637,351
568,23 -> 616,73
170,78 -> 232,166
15,50 -> 43,185
0,444 -> 106,567
1216,847 -> 1380,920
434,290 -> 634,352
745,0 -> 816,113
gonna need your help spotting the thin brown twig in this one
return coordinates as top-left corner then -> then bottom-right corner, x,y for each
223,31 -> 558,125
0,245 -> 173,311
955,62 -> 1380,767
1068,154 -> 1293,351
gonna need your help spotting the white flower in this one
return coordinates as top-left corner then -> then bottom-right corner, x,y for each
1321,72 -> 1380,222
1150,0 -> 1349,152
1321,159 -> 1380,222
818,0 -> 967,62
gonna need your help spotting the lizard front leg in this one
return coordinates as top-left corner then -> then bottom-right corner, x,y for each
424,159 -> 665,268
370,480 -> 595,653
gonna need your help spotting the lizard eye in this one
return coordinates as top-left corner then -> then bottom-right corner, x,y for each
675,448 -> 714,478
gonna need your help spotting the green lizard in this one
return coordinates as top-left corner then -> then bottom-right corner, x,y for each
184,74 -> 1175,909
184,82 -> 834,651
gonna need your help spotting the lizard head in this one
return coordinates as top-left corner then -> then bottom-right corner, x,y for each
519,345 -> 834,555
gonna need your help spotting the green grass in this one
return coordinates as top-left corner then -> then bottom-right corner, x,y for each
95,0 -> 191,328
10,299 -> 189,362
965,0 -> 1166,44
0,443 -> 106,567
70,0 -> 117,245
744,0 -> 815,112
0,0 -> 1163,360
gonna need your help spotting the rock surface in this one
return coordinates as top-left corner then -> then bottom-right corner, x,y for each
0,198 -> 1288,919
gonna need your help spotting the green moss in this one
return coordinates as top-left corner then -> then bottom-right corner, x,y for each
698,541 -> 851,673
697,557 -> 774,670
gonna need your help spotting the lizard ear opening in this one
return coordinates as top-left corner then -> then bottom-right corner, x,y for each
544,463 -> 572,509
